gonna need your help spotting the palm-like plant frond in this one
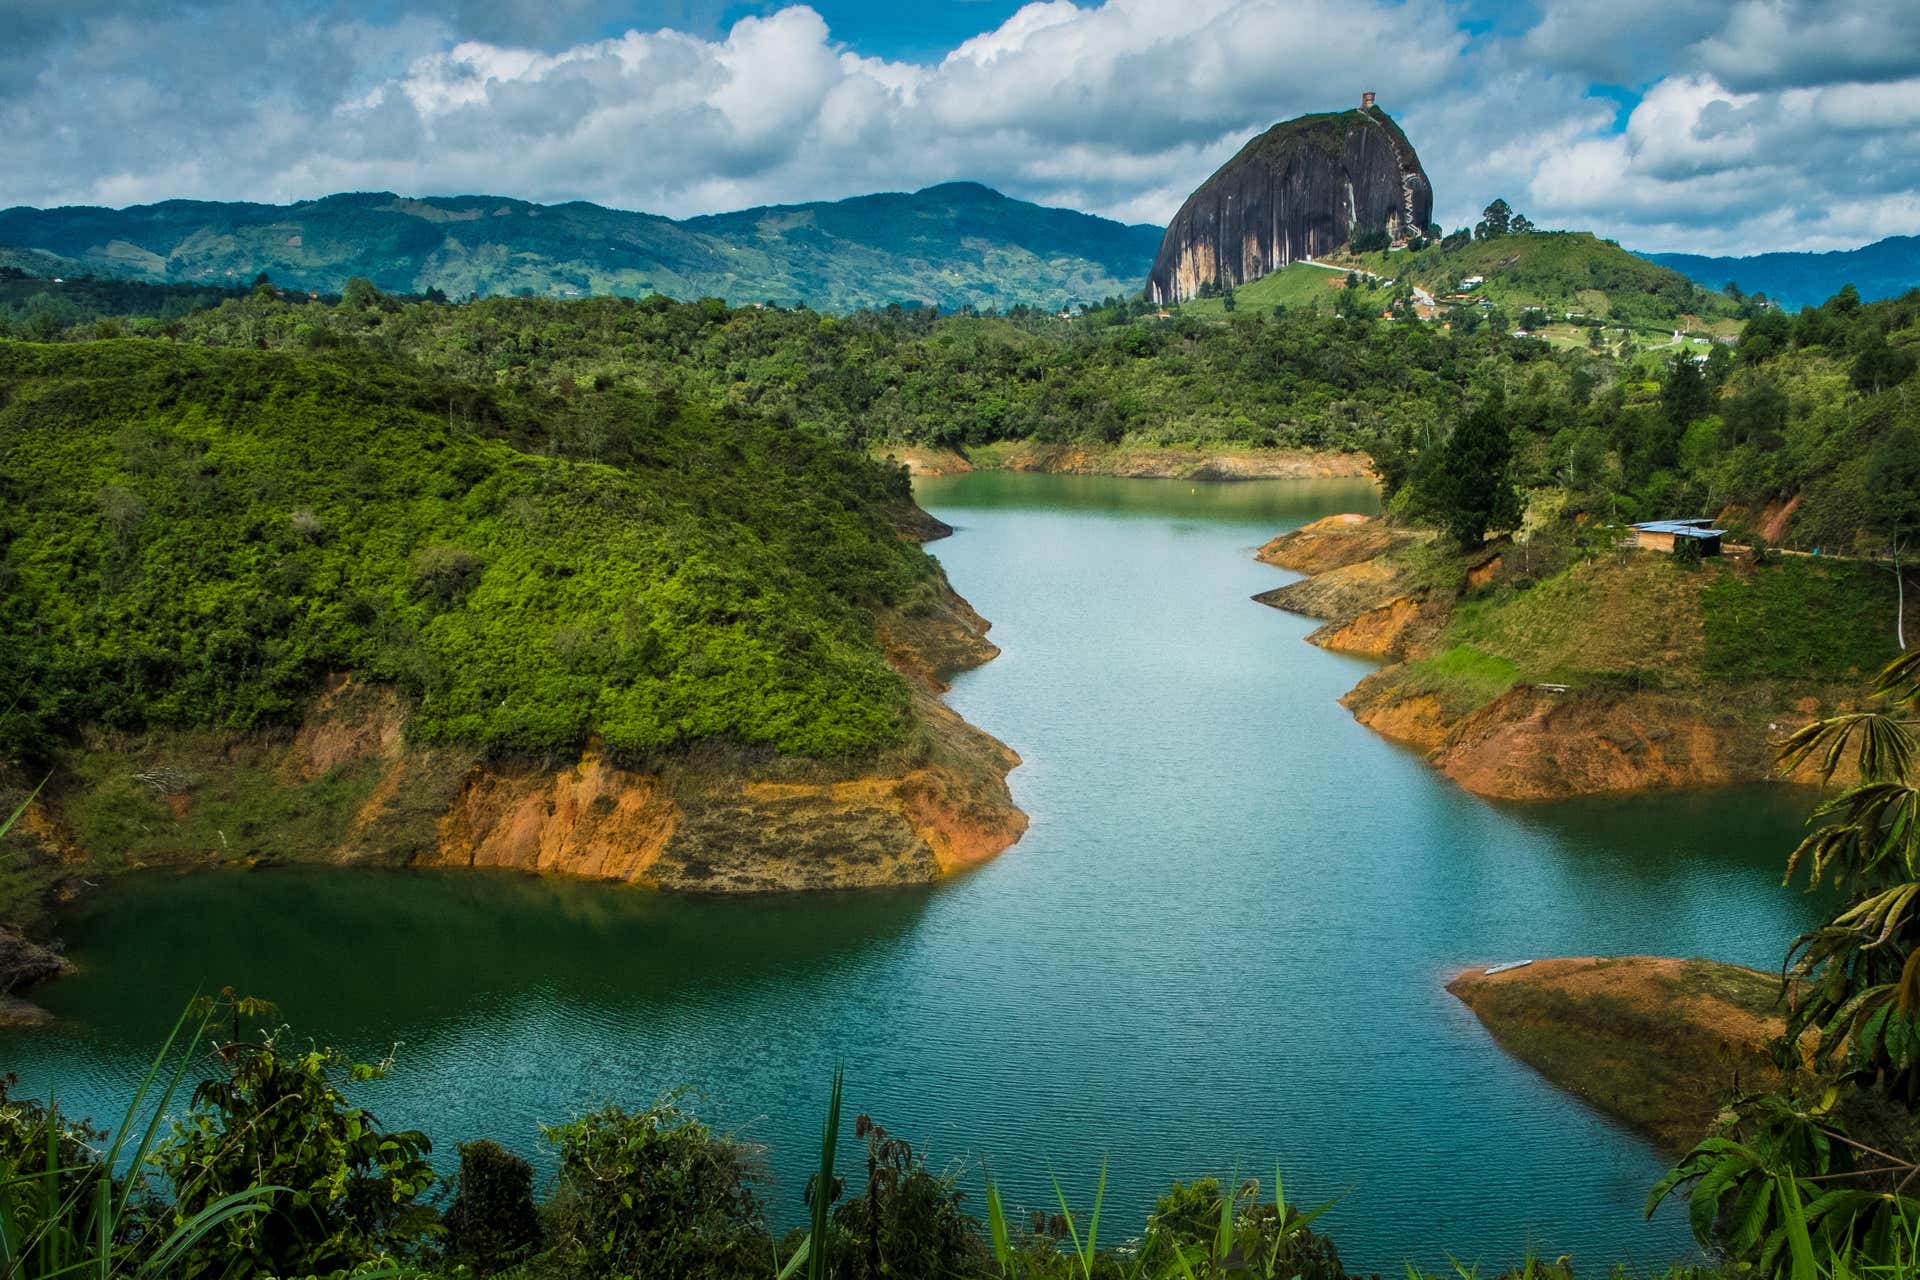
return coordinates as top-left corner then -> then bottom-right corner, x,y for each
1777,713 -> 1917,787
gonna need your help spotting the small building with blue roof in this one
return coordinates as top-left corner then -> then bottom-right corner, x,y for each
1631,518 -> 1724,556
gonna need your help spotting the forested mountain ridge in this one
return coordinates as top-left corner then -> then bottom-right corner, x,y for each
0,184 -> 1162,312
1644,235 -> 1920,311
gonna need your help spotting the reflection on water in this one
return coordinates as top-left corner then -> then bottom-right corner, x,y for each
3,473 -> 1823,1271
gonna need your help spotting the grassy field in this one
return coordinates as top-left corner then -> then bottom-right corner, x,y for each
1332,539 -> 1902,729
1176,261 -> 1394,317
1335,231 -> 1736,328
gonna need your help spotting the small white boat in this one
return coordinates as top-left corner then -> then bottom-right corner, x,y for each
1483,959 -> 1533,975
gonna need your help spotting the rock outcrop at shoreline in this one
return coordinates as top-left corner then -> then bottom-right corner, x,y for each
4,562 -> 1026,1014
17,573 -> 1024,903
1449,956 -> 1784,1152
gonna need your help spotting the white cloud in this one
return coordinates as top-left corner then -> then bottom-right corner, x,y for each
0,0 -> 1914,256
1523,73 -> 1920,251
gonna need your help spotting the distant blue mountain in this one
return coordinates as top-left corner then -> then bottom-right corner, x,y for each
0,183 -> 1163,312
1641,236 -> 1920,311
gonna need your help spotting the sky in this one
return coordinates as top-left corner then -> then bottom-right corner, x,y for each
2,0 -> 1917,254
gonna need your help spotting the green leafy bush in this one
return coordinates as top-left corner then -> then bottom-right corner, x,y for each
543,1097 -> 763,1280
158,1027 -> 438,1278
827,1114 -> 986,1279
443,1139 -> 542,1274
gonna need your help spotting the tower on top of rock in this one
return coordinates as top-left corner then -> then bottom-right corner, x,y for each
1361,91 -> 1376,109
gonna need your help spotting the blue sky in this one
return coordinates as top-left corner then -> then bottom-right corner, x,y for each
1,0 -> 1916,254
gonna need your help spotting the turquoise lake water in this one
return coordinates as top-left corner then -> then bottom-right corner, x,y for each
0,473 -> 1823,1270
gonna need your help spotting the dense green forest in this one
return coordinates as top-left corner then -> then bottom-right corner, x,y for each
13,253 -> 1906,555
0,268 -> 242,334
0,338 -> 940,767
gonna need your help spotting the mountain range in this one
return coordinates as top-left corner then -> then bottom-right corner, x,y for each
1641,236 -> 1920,311
0,182 -> 1912,314
0,183 -> 1161,313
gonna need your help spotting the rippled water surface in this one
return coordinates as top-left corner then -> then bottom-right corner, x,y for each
2,473 -> 1824,1270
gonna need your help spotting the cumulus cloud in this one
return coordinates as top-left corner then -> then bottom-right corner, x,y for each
1526,73 -> 1920,251
0,0 -> 1914,255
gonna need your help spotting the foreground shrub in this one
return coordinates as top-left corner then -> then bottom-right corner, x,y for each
1,1005 -> 278,1280
544,1096 -> 763,1280
443,1138 -> 541,1274
827,1113 -> 987,1279
158,1027 -> 438,1278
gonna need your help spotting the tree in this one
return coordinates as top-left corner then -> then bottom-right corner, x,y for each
1351,224 -> 1390,253
1509,213 -> 1535,235
826,1115 -> 985,1280
1867,424 -> 1920,649
444,1140 -> 542,1274
1660,353 -> 1714,427
340,276 -> 381,311
1722,379 -> 1788,451
159,1026 -> 437,1278
1434,391 -> 1521,548
1475,198 -> 1513,240
544,1098 -> 762,1280
1852,326 -> 1918,393
1737,306 -> 1792,364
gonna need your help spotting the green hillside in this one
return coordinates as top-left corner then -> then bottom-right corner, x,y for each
1173,261 -> 1394,317
1338,230 -> 1738,332
0,184 -> 1162,312
0,339 -> 936,765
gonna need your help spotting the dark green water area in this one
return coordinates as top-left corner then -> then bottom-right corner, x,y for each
1,473 -> 1824,1270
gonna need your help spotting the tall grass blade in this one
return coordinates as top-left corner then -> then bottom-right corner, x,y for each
1088,1156 -> 1106,1266
1776,1173 -> 1818,1280
1216,1165 -> 1235,1263
109,1004 -> 211,1228
138,1185 -> 284,1277
983,1164 -> 1013,1276
1048,1158 -> 1106,1280
776,1235 -> 811,1280
0,774 -> 46,842
806,1065 -> 843,1280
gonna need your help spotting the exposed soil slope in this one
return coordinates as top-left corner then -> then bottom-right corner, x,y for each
19,581 -> 1023,902
1449,956 -> 1784,1152
1255,515 -> 1896,800
889,442 -> 1374,480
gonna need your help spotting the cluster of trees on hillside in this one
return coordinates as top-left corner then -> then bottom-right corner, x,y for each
0,338 -> 937,770
1378,285 -> 1920,555
0,269 -> 242,336
4,266 -> 1916,563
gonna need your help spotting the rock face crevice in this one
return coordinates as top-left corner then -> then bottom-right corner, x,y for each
1147,108 -> 1433,304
